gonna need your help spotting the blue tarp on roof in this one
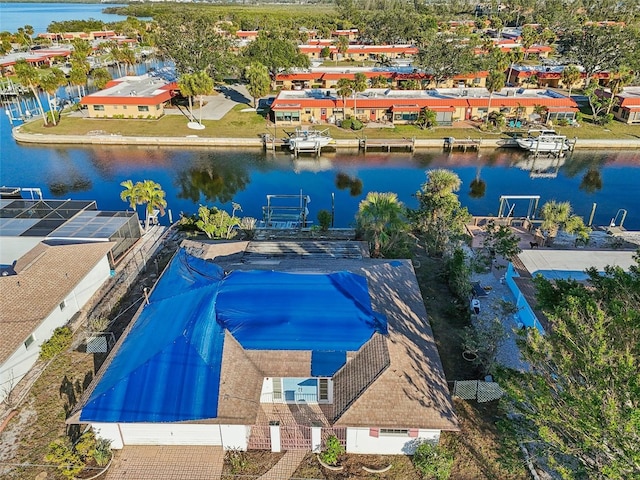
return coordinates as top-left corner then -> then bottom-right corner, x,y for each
311,350 -> 347,377
217,270 -> 387,351
81,248 -> 386,423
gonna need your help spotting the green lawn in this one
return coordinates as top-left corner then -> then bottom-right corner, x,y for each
19,103 -> 639,141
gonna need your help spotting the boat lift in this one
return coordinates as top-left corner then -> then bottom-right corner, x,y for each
261,190 -> 311,228
497,195 -> 540,220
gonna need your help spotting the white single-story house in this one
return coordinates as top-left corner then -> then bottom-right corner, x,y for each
70,240 -> 459,455
0,241 -> 115,404
505,249 -> 638,332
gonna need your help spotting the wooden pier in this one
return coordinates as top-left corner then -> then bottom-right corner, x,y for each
444,137 -> 481,151
359,137 -> 415,152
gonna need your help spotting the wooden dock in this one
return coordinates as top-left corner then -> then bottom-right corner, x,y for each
444,137 -> 481,151
360,137 -> 415,152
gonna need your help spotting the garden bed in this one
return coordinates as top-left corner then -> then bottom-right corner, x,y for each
293,453 -> 421,479
221,450 -> 284,477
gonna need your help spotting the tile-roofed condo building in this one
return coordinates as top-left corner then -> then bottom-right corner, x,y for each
270,87 -> 578,126
71,241 -> 459,455
80,74 -> 177,119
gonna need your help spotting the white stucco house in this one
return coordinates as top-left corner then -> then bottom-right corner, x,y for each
0,241 -> 115,404
70,240 -> 459,455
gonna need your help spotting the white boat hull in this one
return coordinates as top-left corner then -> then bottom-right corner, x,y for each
516,137 -> 569,152
289,137 -> 332,150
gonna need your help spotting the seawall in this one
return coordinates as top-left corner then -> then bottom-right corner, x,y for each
12,127 -> 640,150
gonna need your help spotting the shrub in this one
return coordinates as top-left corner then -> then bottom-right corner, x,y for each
320,435 -> 345,466
341,118 -> 353,129
46,110 -> 60,124
74,431 -> 96,461
351,118 -> 363,130
413,442 -> 453,480
45,439 -> 85,479
226,448 -> 247,473
317,209 -> 332,231
93,438 -> 112,467
40,326 -> 72,360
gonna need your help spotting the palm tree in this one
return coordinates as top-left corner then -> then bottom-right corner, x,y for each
137,180 -> 167,231
356,192 -> 406,258
120,180 -> 167,231
335,78 -> 353,121
244,62 -> 270,108
120,180 -> 141,210
540,200 -> 572,243
335,35 -> 349,64
506,47 -> 524,86
485,71 -> 505,125
606,66 -> 634,114
352,72 -> 367,120
69,59 -> 89,101
191,70 -> 214,126
119,46 -> 136,75
178,73 -> 196,121
14,59 -> 48,126
561,64 -> 581,97
91,68 -> 112,91
39,68 -> 65,126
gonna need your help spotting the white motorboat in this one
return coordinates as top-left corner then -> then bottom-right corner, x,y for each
286,128 -> 333,152
515,129 -> 569,153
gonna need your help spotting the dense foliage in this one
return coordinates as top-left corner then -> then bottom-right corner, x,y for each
410,169 -> 471,257
39,326 -> 72,361
503,255 -> 640,479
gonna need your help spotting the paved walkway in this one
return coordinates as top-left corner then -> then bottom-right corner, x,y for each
104,445 -> 224,480
258,450 -> 308,480
164,85 -> 252,121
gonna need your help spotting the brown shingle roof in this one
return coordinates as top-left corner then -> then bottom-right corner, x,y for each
0,241 -> 114,364
334,262 -> 459,431
245,350 -> 311,378
332,333 -> 390,422
216,332 -> 264,424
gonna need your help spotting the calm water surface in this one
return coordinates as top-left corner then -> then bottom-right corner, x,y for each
1,3 -> 639,229
0,3 -> 128,34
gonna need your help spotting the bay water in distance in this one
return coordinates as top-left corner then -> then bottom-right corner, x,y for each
1,3 -> 639,229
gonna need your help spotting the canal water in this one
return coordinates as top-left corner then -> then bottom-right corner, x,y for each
1,3 -> 639,229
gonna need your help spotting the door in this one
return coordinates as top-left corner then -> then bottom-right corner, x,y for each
370,109 -> 376,121
321,108 -> 327,121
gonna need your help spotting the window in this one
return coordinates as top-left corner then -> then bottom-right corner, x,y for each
473,77 -> 482,84
380,428 -> 409,436
275,111 -> 301,122
318,378 -> 329,401
138,105 -> 149,112
272,377 -> 282,401
59,300 -> 66,311
24,334 -> 35,349
93,105 -> 104,111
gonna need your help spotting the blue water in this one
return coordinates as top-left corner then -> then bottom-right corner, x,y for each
0,3 -> 128,34
1,3 -> 639,229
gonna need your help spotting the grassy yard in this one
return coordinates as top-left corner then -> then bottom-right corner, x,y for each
19,103 -> 638,142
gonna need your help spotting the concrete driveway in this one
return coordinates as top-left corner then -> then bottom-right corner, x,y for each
165,84 -> 254,121
104,445 -> 225,480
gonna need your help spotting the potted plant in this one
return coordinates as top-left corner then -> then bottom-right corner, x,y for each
317,435 -> 345,471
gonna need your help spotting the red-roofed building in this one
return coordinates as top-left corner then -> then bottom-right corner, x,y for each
270,87 -> 578,126
598,86 -> 640,124
299,44 -> 417,61
80,74 -> 177,119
